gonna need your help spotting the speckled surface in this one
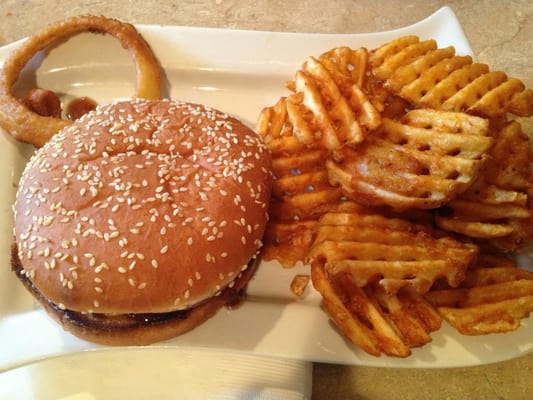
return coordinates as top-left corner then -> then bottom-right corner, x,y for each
1,1 -> 532,399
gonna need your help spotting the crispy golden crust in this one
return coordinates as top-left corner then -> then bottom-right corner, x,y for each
311,263 -> 442,357
257,97 -> 343,267
284,49 -> 381,150
425,254 -> 533,335
0,15 -> 162,147
308,201 -> 478,295
327,109 -> 493,210
370,35 -> 533,118
435,120 -> 533,250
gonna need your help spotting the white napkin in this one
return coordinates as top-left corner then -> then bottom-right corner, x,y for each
0,347 -> 312,400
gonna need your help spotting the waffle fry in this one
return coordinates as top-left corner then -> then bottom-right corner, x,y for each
290,274 -> 311,297
269,142 -> 339,220
373,37 -> 439,82
262,220 -> 317,268
316,46 -> 392,115
257,98 -> 342,220
425,255 -> 533,335
256,96 -> 291,144
308,202 -> 478,294
327,109 -> 493,210
370,35 -> 421,78
284,52 -> 381,150
435,120 -> 533,250
387,46 -> 460,92
370,35 -> 533,117
311,263 -> 442,357
257,97 -> 343,267
317,46 -> 369,88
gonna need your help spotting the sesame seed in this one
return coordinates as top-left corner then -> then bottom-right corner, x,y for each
95,263 -> 108,273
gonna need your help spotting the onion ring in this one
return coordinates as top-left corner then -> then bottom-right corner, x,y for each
0,15 -> 162,147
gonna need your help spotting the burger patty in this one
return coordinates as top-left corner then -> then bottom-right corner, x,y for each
11,243 -> 257,342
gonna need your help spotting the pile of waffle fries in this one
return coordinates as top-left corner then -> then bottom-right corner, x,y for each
257,35 -> 533,357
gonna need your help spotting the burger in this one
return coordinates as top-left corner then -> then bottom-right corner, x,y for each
11,98 -> 272,345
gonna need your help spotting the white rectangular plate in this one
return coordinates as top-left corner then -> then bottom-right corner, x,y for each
1,6 -> 532,371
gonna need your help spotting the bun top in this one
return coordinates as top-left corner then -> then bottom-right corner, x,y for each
14,99 -> 272,313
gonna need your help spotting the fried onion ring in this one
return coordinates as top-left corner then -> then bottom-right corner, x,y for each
0,15 -> 162,147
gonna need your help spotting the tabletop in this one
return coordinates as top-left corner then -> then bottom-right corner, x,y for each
1,1 -> 532,399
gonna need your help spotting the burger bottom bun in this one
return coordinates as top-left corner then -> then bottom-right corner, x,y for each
11,243 -> 258,346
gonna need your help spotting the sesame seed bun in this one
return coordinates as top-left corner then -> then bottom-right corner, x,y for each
12,99 -> 272,344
